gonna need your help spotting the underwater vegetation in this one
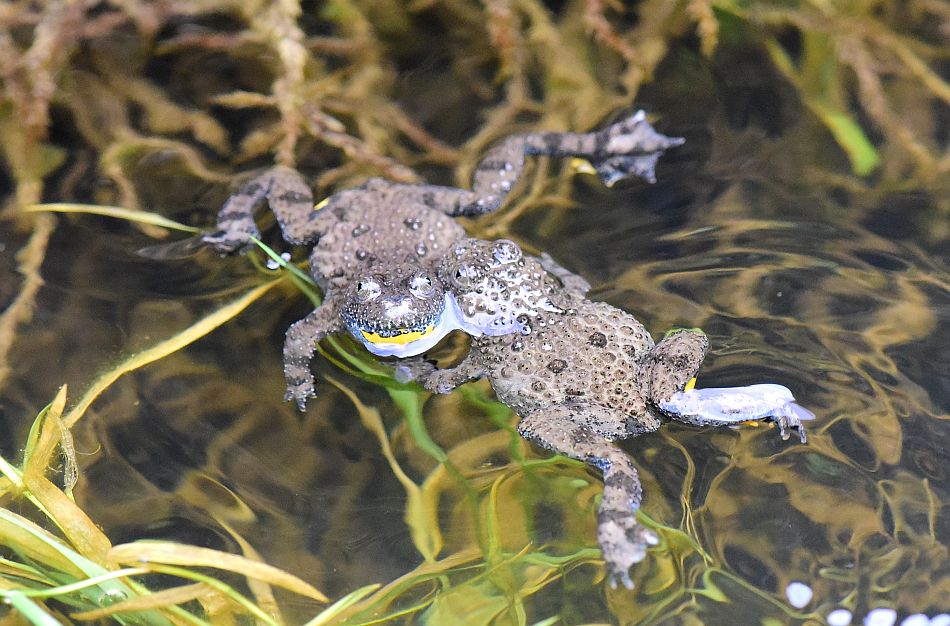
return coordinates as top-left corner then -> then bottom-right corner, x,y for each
0,0 -> 948,624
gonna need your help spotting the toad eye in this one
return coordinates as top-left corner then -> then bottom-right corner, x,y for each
492,239 -> 522,264
450,264 -> 479,289
409,272 -> 435,298
355,278 -> 381,302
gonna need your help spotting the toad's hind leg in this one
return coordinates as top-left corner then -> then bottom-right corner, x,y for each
642,328 -> 709,404
462,111 -> 684,215
204,166 -> 316,253
658,384 -> 815,443
283,300 -> 344,411
646,330 -> 814,442
517,404 -> 658,590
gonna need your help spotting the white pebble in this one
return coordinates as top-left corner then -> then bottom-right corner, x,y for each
930,615 -> 950,626
899,615 -> 928,626
865,608 -> 897,626
785,581 -> 813,608
828,609 -> 853,626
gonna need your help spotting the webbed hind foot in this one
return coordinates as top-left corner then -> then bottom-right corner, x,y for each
658,384 -> 816,443
589,110 -> 685,186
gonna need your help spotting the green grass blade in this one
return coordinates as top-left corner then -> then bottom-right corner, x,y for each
809,100 -> 881,176
2,591 -> 65,626
63,278 -> 284,429
26,204 -> 200,233
389,388 -> 448,464
247,235 -> 323,303
0,508 -> 141,600
138,564 -> 281,626
109,541 -> 328,602
302,584 -> 381,626
12,568 -> 149,599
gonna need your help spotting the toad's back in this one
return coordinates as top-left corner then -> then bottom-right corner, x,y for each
473,301 -> 656,419
309,197 -> 465,289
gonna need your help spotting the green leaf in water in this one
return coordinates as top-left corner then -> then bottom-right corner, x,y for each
809,100 -> 881,176
26,204 -> 201,233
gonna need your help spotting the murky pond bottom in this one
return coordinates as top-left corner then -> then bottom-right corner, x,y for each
2,26 -> 949,626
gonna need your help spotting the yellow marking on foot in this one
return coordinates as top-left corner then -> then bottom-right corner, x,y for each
684,377 -> 697,391
314,197 -> 330,211
361,325 -> 435,346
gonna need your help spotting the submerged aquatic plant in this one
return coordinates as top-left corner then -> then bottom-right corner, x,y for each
1,0 -> 947,392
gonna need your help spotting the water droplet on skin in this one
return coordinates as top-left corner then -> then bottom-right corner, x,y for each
415,243 -> 427,256
541,342 -> 553,351
351,223 -> 371,237
356,249 -> 368,260
102,589 -> 129,605
403,217 -> 422,230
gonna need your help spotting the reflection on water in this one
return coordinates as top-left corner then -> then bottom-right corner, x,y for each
2,54 -> 948,626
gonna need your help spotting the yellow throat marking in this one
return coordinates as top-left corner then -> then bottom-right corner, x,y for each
361,325 -> 435,345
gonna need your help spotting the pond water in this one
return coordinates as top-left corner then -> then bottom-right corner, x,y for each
1,14 -> 948,626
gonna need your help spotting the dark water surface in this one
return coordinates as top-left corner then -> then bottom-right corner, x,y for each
2,38 -> 949,626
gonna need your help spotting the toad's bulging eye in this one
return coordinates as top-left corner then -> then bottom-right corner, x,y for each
493,240 -> 522,264
451,264 -> 478,289
356,278 -> 381,302
409,272 -> 435,298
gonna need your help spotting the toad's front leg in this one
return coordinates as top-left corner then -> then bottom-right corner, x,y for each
405,350 -> 487,394
284,299 -> 344,410
204,166 -> 316,253
517,402 -> 658,590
